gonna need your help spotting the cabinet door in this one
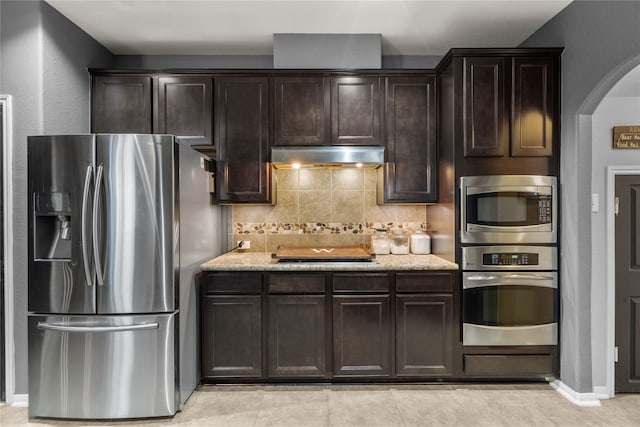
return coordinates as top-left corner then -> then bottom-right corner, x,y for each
273,77 -> 329,146
333,295 -> 390,377
215,77 -> 271,203
331,76 -> 381,146
268,295 -> 326,377
156,76 -> 213,146
382,76 -> 437,203
511,57 -> 555,157
91,75 -> 152,133
202,295 -> 262,378
396,295 -> 453,377
462,57 -> 507,157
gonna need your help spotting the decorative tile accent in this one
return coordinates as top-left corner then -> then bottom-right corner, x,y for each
231,168 -> 428,251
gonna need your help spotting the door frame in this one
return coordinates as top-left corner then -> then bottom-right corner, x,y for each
0,95 -> 15,404
606,166 -> 640,397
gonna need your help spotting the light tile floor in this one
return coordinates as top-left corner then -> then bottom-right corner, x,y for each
2,383 -> 640,426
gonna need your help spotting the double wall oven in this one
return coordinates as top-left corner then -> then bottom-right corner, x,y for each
460,175 -> 558,347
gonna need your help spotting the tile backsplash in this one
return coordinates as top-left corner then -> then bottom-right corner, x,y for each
231,168 -> 427,252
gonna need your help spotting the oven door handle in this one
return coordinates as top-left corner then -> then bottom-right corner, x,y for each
463,274 -> 557,289
500,273 -> 555,281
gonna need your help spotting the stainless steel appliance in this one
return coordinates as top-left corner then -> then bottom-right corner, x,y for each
462,246 -> 558,346
27,134 -> 221,419
460,175 -> 557,244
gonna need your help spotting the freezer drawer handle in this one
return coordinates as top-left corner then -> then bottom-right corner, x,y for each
93,164 -> 105,286
36,321 -> 159,333
81,164 -> 94,286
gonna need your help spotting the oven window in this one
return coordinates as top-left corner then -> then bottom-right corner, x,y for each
467,192 -> 551,227
463,285 -> 557,327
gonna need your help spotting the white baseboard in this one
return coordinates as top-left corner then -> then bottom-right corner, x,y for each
592,386 -> 611,399
11,394 -> 28,407
550,380 -> 601,407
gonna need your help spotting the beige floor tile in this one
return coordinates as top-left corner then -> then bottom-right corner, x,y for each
328,390 -> 405,427
255,390 -> 329,427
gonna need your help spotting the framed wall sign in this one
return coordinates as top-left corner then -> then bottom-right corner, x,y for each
613,126 -> 640,148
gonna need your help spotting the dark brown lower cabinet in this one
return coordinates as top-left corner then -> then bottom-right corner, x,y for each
396,295 -> 453,376
268,295 -> 326,377
202,295 -> 262,378
333,295 -> 390,377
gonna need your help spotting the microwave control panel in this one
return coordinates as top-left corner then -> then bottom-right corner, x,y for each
538,196 -> 552,222
482,252 -> 540,266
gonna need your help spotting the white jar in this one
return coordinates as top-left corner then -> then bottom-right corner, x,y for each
371,230 -> 390,255
390,229 -> 411,255
410,230 -> 431,254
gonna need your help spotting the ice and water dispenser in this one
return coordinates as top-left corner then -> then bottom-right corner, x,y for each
34,192 -> 72,260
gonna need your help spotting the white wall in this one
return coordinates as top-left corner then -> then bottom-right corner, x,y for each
591,71 -> 640,390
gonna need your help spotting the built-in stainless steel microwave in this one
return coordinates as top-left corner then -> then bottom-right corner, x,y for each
460,175 -> 557,244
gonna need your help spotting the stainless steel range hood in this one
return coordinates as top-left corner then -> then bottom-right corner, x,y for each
271,146 -> 384,168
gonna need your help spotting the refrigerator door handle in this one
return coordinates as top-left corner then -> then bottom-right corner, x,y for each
93,164 -> 105,286
36,321 -> 159,333
81,164 -> 94,287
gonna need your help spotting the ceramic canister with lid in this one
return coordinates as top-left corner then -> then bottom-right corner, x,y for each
410,230 -> 431,254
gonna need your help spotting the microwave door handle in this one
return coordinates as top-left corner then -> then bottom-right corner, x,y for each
81,164 -> 94,287
465,186 -> 544,196
92,164 -> 105,286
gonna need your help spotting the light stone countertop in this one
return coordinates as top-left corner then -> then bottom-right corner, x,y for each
200,252 -> 458,271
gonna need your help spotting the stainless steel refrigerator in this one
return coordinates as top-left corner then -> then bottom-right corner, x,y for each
27,134 -> 222,419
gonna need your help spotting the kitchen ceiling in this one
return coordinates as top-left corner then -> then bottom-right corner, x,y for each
45,0 -> 572,56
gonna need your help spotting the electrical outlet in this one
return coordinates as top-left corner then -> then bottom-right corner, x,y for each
237,240 -> 251,249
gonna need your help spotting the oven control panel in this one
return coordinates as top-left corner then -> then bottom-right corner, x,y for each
462,246 -> 557,271
483,252 -> 539,266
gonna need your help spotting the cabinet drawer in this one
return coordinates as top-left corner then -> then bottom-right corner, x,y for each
267,273 -> 325,293
204,273 -> 262,294
464,355 -> 553,377
333,273 -> 390,293
395,272 -> 453,293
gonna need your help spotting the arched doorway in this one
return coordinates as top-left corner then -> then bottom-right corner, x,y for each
588,61 -> 640,397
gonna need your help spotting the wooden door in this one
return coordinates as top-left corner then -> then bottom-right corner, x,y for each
382,76 -> 437,203
511,57 -> 555,157
156,76 -> 213,146
331,76 -> 381,146
202,295 -> 262,378
615,175 -> 640,392
333,295 -> 390,377
215,77 -> 271,203
272,77 -> 329,146
268,295 -> 326,377
396,294 -> 453,376
462,57 -> 507,157
91,75 -> 152,133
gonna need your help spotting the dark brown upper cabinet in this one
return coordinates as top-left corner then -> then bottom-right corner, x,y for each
91,75 -> 152,133
511,57 -> 555,157
215,77 -> 272,204
272,77 -> 329,146
156,76 -> 213,146
380,76 -> 437,203
461,55 -> 557,159
462,57 -> 508,157
331,76 -> 382,146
